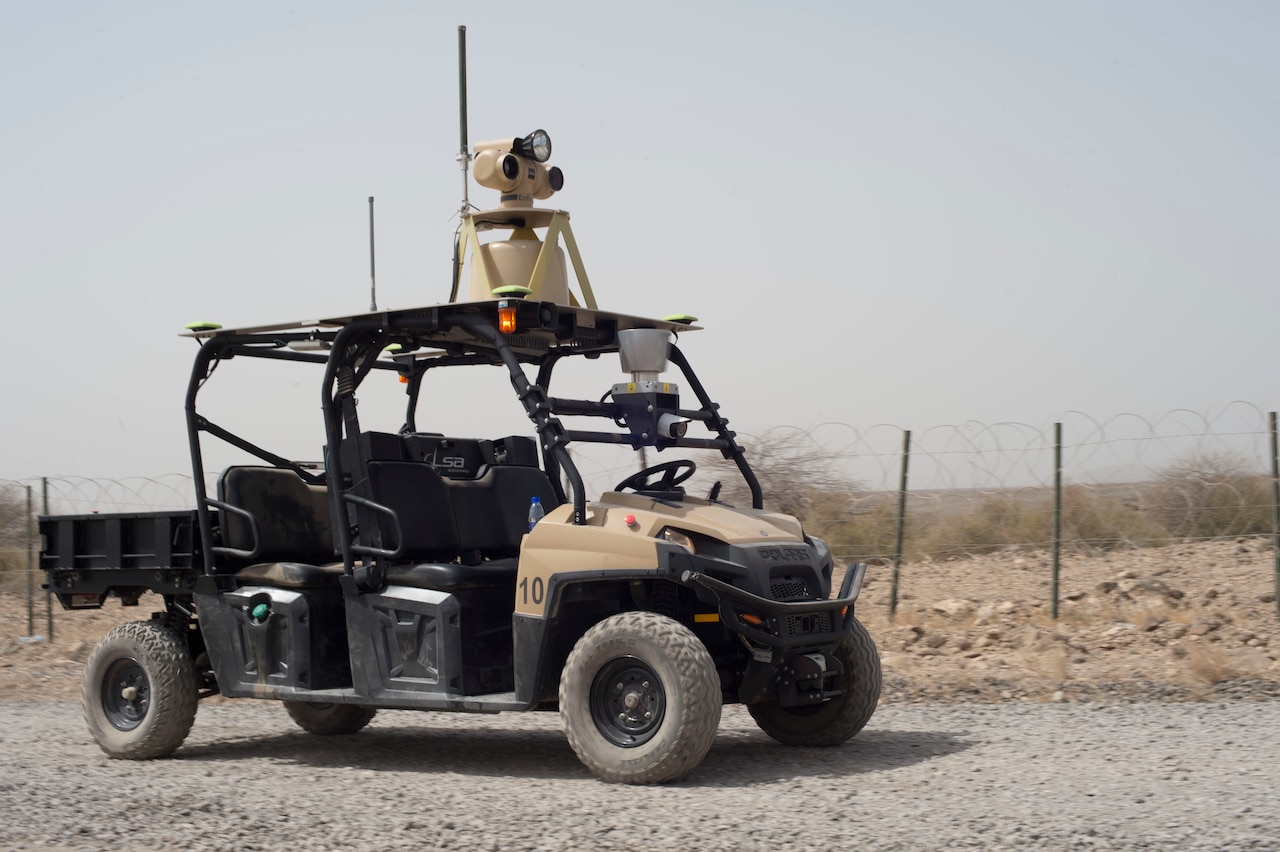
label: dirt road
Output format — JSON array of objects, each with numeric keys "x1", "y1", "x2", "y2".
[{"x1": 1, "y1": 699, "x2": 1275, "y2": 851}]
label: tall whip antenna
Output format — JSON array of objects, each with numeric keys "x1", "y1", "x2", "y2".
[
  {"x1": 451, "y1": 24, "x2": 470, "y2": 301},
  {"x1": 457, "y1": 25, "x2": 471, "y2": 215},
  {"x1": 368, "y1": 196, "x2": 377, "y2": 311}
]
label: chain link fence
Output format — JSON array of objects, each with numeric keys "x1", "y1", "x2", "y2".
[{"x1": 4, "y1": 403, "x2": 1278, "y2": 635}]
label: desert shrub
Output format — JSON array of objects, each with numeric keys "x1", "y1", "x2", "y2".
[
  {"x1": 1152, "y1": 452, "x2": 1273, "y2": 539},
  {"x1": 816, "y1": 498, "x2": 905, "y2": 563},
  {"x1": 704, "y1": 427, "x2": 863, "y2": 524},
  {"x1": 911, "y1": 492, "x2": 1053, "y2": 559},
  {"x1": 0, "y1": 485, "x2": 29, "y2": 544},
  {"x1": 700, "y1": 434, "x2": 1275, "y2": 559},
  {"x1": 1058, "y1": 485, "x2": 1170, "y2": 550},
  {"x1": 1185, "y1": 643, "x2": 1235, "y2": 685},
  {"x1": 0, "y1": 547, "x2": 30, "y2": 593},
  {"x1": 0, "y1": 485, "x2": 34, "y2": 593}
]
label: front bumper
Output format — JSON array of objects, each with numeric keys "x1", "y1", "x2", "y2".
[
  {"x1": 680, "y1": 562, "x2": 866, "y2": 656},
  {"x1": 679, "y1": 562, "x2": 868, "y2": 707}
]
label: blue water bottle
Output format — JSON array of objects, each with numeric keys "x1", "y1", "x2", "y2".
[{"x1": 527, "y1": 495, "x2": 545, "y2": 532}]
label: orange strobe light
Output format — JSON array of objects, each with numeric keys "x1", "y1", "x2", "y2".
[{"x1": 498, "y1": 302, "x2": 518, "y2": 334}]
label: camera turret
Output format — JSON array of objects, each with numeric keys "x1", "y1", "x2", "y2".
[
  {"x1": 454, "y1": 128, "x2": 595, "y2": 307},
  {"x1": 471, "y1": 130, "x2": 565, "y2": 207}
]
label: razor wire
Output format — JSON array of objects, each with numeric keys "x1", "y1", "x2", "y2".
[{"x1": 2, "y1": 403, "x2": 1277, "y2": 623}]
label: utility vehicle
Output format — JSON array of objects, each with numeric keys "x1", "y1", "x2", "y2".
[{"x1": 40, "y1": 116, "x2": 880, "y2": 783}]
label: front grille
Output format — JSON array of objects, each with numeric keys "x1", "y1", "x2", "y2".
[
  {"x1": 784, "y1": 612, "x2": 832, "y2": 637},
  {"x1": 771, "y1": 580, "x2": 808, "y2": 600}
]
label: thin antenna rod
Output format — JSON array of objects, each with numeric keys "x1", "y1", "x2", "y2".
[
  {"x1": 368, "y1": 196, "x2": 377, "y2": 311},
  {"x1": 457, "y1": 25, "x2": 470, "y2": 215},
  {"x1": 450, "y1": 24, "x2": 470, "y2": 302}
]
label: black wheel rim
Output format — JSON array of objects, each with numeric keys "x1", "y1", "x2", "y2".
[
  {"x1": 589, "y1": 656, "x2": 666, "y2": 747},
  {"x1": 101, "y1": 657, "x2": 150, "y2": 731}
]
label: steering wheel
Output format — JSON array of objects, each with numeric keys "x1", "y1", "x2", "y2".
[{"x1": 615, "y1": 460, "x2": 697, "y2": 495}]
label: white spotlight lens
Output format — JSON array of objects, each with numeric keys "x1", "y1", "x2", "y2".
[{"x1": 522, "y1": 129, "x2": 552, "y2": 163}]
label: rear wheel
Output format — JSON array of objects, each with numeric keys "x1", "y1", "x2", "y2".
[
  {"x1": 283, "y1": 701, "x2": 377, "y2": 735},
  {"x1": 82, "y1": 620, "x2": 199, "y2": 759},
  {"x1": 748, "y1": 617, "x2": 881, "y2": 747},
  {"x1": 560, "y1": 611, "x2": 721, "y2": 784}
]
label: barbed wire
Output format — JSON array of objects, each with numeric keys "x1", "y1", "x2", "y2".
[{"x1": 1, "y1": 404, "x2": 1276, "y2": 566}]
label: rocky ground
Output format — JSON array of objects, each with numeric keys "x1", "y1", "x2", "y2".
[
  {"x1": 2, "y1": 537, "x2": 1278, "y2": 704},
  {"x1": 854, "y1": 536, "x2": 1280, "y2": 704}
]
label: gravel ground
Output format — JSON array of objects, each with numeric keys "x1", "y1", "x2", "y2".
[{"x1": 1, "y1": 699, "x2": 1277, "y2": 851}]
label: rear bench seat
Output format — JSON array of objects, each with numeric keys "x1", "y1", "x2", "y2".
[
  {"x1": 215, "y1": 466, "x2": 344, "y2": 589},
  {"x1": 217, "y1": 434, "x2": 560, "y2": 593}
]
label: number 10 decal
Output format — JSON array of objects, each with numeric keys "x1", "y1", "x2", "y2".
[{"x1": 519, "y1": 575, "x2": 545, "y2": 606}]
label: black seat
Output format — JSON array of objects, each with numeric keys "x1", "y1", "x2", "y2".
[
  {"x1": 363, "y1": 460, "x2": 460, "y2": 561},
  {"x1": 217, "y1": 466, "x2": 334, "y2": 563},
  {"x1": 216, "y1": 466, "x2": 339, "y2": 588},
  {"x1": 448, "y1": 466, "x2": 560, "y2": 559}
]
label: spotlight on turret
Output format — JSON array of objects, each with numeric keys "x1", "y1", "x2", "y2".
[{"x1": 515, "y1": 129, "x2": 552, "y2": 163}]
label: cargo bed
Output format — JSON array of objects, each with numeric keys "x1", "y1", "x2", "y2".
[{"x1": 40, "y1": 511, "x2": 203, "y2": 609}]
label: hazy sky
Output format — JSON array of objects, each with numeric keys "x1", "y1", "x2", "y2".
[{"x1": 2, "y1": 1, "x2": 1277, "y2": 481}]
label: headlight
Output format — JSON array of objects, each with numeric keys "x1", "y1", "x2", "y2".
[{"x1": 659, "y1": 528, "x2": 696, "y2": 553}]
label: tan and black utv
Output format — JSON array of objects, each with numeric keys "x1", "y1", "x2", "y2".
[{"x1": 40, "y1": 128, "x2": 880, "y2": 784}]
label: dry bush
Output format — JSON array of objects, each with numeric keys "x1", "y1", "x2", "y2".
[
  {"x1": 0, "y1": 485, "x2": 31, "y2": 547},
  {"x1": 814, "y1": 498, "x2": 904, "y2": 564},
  {"x1": 1184, "y1": 642, "x2": 1236, "y2": 685},
  {"x1": 911, "y1": 492, "x2": 1051, "y2": 559},
  {"x1": 1131, "y1": 601, "x2": 1177, "y2": 631},
  {"x1": 706, "y1": 436, "x2": 1275, "y2": 564},
  {"x1": 1058, "y1": 485, "x2": 1170, "y2": 551},
  {"x1": 1052, "y1": 597, "x2": 1128, "y2": 628},
  {"x1": 1018, "y1": 642, "x2": 1069, "y2": 682},
  {"x1": 0, "y1": 547, "x2": 34, "y2": 594},
  {"x1": 0, "y1": 486, "x2": 35, "y2": 595},
  {"x1": 704, "y1": 427, "x2": 863, "y2": 523},
  {"x1": 1152, "y1": 452, "x2": 1272, "y2": 539},
  {"x1": 900, "y1": 485, "x2": 1167, "y2": 561}
]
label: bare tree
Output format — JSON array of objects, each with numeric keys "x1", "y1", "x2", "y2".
[
  {"x1": 703, "y1": 427, "x2": 862, "y2": 521},
  {"x1": 0, "y1": 484, "x2": 31, "y2": 546},
  {"x1": 1153, "y1": 451, "x2": 1271, "y2": 539}
]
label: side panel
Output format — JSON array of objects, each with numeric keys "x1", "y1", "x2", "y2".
[
  {"x1": 515, "y1": 517, "x2": 661, "y2": 617},
  {"x1": 344, "y1": 586, "x2": 465, "y2": 701},
  {"x1": 195, "y1": 587, "x2": 351, "y2": 697}
]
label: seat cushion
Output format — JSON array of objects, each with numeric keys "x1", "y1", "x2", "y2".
[
  {"x1": 385, "y1": 559, "x2": 519, "y2": 591},
  {"x1": 236, "y1": 561, "x2": 346, "y2": 589}
]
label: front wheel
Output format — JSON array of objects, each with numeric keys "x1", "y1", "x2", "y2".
[
  {"x1": 82, "y1": 620, "x2": 199, "y2": 759},
  {"x1": 560, "y1": 611, "x2": 721, "y2": 784},
  {"x1": 748, "y1": 617, "x2": 882, "y2": 747},
  {"x1": 283, "y1": 701, "x2": 377, "y2": 735}
]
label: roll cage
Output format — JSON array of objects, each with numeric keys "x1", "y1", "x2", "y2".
[{"x1": 183, "y1": 298, "x2": 763, "y2": 584}]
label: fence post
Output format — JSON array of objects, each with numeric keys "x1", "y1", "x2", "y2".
[
  {"x1": 1270, "y1": 412, "x2": 1279, "y2": 621},
  {"x1": 42, "y1": 477, "x2": 52, "y2": 642},
  {"x1": 26, "y1": 485, "x2": 34, "y2": 638},
  {"x1": 888, "y1": 429, "x2": 911, "y2": 623},
  {"x1": 1051, "y1": 422, "x2": 1062, "y2": 621}
]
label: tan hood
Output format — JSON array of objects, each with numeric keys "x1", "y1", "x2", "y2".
[{"x1": 585, "y1": 491, "x2": 804, "y2": 544}]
